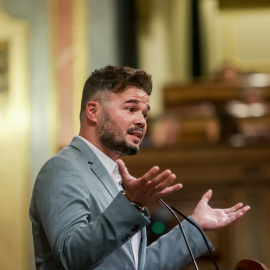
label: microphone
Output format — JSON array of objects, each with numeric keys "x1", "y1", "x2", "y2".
[
  {"x1": 170, "y1": 206, "x2": 219, "y2": 270},
  {"x1": 159, "y1": 199, "x2": 199, "y2": 270}
]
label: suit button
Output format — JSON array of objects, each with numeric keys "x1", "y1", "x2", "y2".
[
  {"x1": 132, "y1": 224, "x2": 141, "y2": 232},
  {"x1": 121, "y1": 234, "x2": 131, "y2": 242}
]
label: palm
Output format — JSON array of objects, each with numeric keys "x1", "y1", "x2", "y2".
[{"x1": 192, "y1": 190, "x2": 250, "y2": 231}]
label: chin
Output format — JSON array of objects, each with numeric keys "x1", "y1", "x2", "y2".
[
  {"x1": 121, "y1": 145, "x2": 140, "y2": 156},
  {"x1": 131, "y1": 145, "x2": 140, "y2": 155}
]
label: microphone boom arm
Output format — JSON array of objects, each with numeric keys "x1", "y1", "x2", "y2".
[
  {"x1": 171, "y1": 206, "x2": 219, "y2": 270},
  {"x1": 159, "y1": 199, "x2": 199, "y2": 270}
]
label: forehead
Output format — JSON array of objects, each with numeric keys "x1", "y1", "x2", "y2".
[{"x1": 110, "y1": 87, "x2": 150, "y2": 105}]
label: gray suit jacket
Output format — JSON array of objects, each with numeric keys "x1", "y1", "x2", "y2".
[{"x1": 29, "y1": 136, "x2": 213, "y2": 270}]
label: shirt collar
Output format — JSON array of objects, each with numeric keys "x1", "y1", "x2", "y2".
[{"x1": 76, "y1": 136, "x2": 122, "y2": 189}]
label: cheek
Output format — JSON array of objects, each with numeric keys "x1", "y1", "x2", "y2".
[
  {"x1": 117, "y1": 112, "x2": 132, "y2": 124},
  {"x1": 141, "y1": 125, "x2": 147, "y2": 138}
]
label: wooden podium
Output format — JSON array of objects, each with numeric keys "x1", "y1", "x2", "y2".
[{"x1": 235, "y1": 259, "x2": 270, "y2": 270}]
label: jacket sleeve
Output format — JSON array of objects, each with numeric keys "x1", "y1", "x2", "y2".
[
  {"x1": 144, "y1": 217, "x2": 214, "y2": 270},
  {"x1": 31, "y1": 156, "x2": 150, "y2": 270}
]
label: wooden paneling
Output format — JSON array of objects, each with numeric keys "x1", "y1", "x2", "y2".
[
  {"x1": 164, "y1": 80, "x2": 270, "y2": 106},
  {"x1": 122, "y1": 145, "x2": 270, "y2": 269}
]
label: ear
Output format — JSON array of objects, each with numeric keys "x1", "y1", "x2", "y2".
[{"x1": 85, "y1": 101, "x2": 99, "y2": 123}]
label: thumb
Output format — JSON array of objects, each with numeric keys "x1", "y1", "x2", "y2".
[
  {"x1": 200, "y1": 189, "x2": 213, "y2": 204},
  {"x1": 116, "y1": 159, "x2": 132, "y2": 182}
]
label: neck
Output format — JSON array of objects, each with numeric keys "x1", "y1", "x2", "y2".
[{"x1": 79, "y1": 131, "x2": 120, "y2": 162}]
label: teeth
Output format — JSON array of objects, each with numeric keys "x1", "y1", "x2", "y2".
[
  {"x1": 131, "y1": 133, "x2": 140, "y2": 139},
  {"x1": 128, "y1": 130, "x2": 142, "y2": 139}
]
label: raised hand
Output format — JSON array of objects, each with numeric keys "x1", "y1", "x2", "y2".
[
  {"x1": 116, "y1": 159, "x2": 183, "y2": 207},
  {"x1": 191, "y1": 189, "x2": 250, "y2": 231}
]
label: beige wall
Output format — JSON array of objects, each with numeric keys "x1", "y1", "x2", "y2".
[
  {"x1": 138, "y1": 0, "x2": 270, "y2": 115},
  {"x1": 137, "y1": 0, "x2": 191, "y2": 116},
  {"x1": 201, "y1": 0, "x2": 270, "y2": 75},
  {"x1": 0, "y1": 7, "x2": 30, "y2": 270}
]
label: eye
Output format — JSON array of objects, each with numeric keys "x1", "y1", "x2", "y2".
[
  {"x1": 127, "y1": 107, "x2": 134, "y2": 112},
  {"x1": 143, "y1": 113, "x2": 148, "y2": 119}
]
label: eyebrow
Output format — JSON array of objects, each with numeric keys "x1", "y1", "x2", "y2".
[{"x1": 125, "y1": 99, "x2": 150, "y2": 111}]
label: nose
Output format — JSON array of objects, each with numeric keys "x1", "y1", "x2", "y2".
[{"x1": 134, "y1": 112, "x2": 146, "y2": 128}]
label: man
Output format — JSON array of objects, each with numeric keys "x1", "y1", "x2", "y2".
[{"x1": 29, "y1": 65, "x2": 250, "y2": 270}]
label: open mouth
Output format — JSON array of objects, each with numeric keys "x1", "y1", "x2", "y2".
[{"x1": 128, "y1": 129, "x2": 144, "y2": 142}]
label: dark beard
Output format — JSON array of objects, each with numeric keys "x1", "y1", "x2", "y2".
[{"x1": 97, "y1": 109, "x2": 140, "y2": 156}]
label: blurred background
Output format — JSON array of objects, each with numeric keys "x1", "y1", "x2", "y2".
[{"x1": 1, "y1": 0, "x2": 270, "y2": 269}]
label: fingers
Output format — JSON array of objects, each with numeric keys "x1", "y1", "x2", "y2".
[
  {"x1": 241, "y1": 205, "x2": 251, "y2": 214},
  {"x1": 227, "y1": 205, "x2": 251, "y2": 223},
  {"x1": 137, "y1": 166, "x2": 177, "y2": 188},
  {"x1": 229, "y1": 205, "x2": 251, "y2": 218},
  {"x1": 117, "y1": 159, "x2": 182, "y2": 205},
  {"x1": 225, "y1": 202, "x2": 243, "y2": 213},
  {"x1": 158, "y1": 183, "x2": 183, "y2": 197},
  {"x1": 151, "y1": 170, "x2": 176, "y2": 191},
  {"x1": 144, "y1": 169, "x2": 183, "y2": 198},
  {"x1": 143, "y1": 168, "x2": 181, "y2": 193},
  {"x1": 224, "y1": 203, "x2": 250, "y2": 214},
  {"x1": 220, "y1": 205, "x2": 251, "y2": 228},
  {"x1": 143, "y1": 166, "x2": 161, "y2": 181}
]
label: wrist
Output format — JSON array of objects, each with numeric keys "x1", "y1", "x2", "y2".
[
  {"x1": 130, "y1": 202, "x2": 145, "y2": 213},
  {"x1": 121, "y1": 191, "x2": 145, "y2": 213}
]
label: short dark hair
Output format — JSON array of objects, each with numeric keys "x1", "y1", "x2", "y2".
[{"x1": 79, "y1": 65, "x2": 152, "y2": 124}]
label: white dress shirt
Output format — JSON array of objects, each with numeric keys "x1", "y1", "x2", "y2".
[{"x1": 77, "y1": 136, "x2": 141, "y2": 269}]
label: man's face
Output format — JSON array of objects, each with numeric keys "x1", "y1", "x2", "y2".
[{"x1": 96, "y1": 87, "x2": 150, "y2": 156}]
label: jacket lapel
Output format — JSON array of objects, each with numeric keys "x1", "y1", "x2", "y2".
[
  {"x1": 90, "y1": 160, "x2": 119, "y2": 199},
  {"x1": 69, "y1": 136, "x2": 119, "y2": 199}
]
